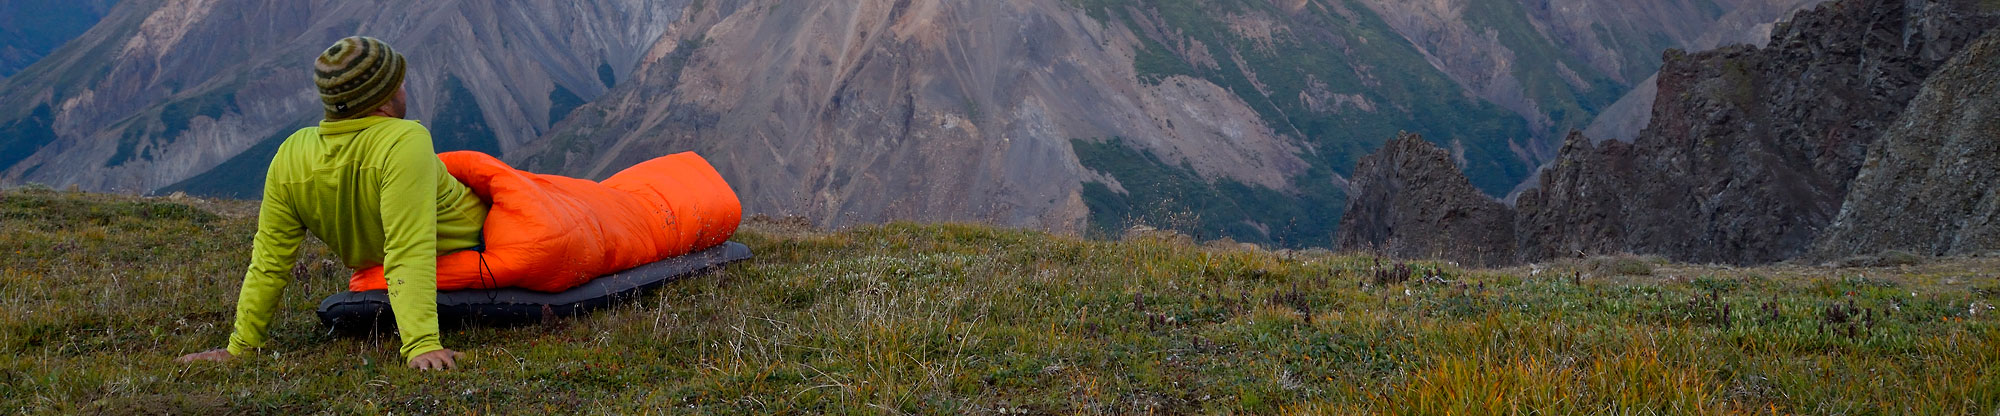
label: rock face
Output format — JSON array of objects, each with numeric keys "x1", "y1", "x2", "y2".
[
  {"x1": 1513, "y1": 0, "x2": 1997, "y2": 264},
  {"x1": 1811, "y1": 30, "x2": 2000, "y2": 259},
  {"x1": 1361, "y1": 0, "x2": 1827, "y2": 152},
  {"x1": 1337, "y1": 133, "x2": 1515, "y2": 267},
  {"x1": 1513, "y1": 131, "x2": 1636, "y2": 260},
  {"x1": 511, "y1": 0, "x2": 1319, "y2": 232},
  {"x1": 1354, "y1": 0, "x2": 1998, "y2": 265},
  {"x1": 1581, "y1": 0, "x2": 1834, "y2": 142}
]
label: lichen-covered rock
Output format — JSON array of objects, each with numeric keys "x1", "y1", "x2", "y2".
[
  {"x1": 1812, "y1": 30, "x2": 2000, "y2": 259},
  {"x1": 1337, "y1": 132, "x2": 1516, "y2": 266}
]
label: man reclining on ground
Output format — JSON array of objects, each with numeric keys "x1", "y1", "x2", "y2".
[
  {"x1": 179, "y1": 36, "x2": 740, "y2": 370},
  {"x1": 176, "y1": 37, "x2": 478, "y2": 370}
]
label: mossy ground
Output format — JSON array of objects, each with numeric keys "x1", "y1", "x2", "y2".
[{"x1": 3, "y1": 188, "x2": 1996, "y2": 414}]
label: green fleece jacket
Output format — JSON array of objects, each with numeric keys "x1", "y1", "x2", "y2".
[{"x1": 226, "y1": 116, "x2": 488, "y2": 361}]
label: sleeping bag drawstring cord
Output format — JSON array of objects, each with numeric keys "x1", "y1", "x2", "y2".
[{"x1": 475, "y1": 243, "x2": 498, "y2": 303}]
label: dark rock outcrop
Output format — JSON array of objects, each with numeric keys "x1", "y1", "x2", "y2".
[
  {"x1": 1352, "y1": 0, "x2": 1998, "y2": 265},
  {"x1": 1513, "y1": 0, "x2": 1997, "y2": 264},
  {"x1": 1513, "y1": 131, "x2": 1636, "y2": 260},
  {"x1": 1337, "y1": 133, "x2": 1516, "y2": 267},
  {"x1": 1811, "y1": 30, "x2": 2000, "y2": 259}
]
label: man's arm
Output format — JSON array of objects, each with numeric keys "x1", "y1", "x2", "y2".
[
  {"x1": 379, "y1": 125, "x2": 446, "y2": 362},
  {"x1": 224, "y1": 161, "x2": 306, "y2": 356}
]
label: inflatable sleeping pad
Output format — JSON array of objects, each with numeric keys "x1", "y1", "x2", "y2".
[{"x1": 317, "y1": 242, "x2": 751, "y2": 332}]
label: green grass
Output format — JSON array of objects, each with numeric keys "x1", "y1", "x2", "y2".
[{"x1": 3, "y1": 188, "x2": 1997, "y2": 414}]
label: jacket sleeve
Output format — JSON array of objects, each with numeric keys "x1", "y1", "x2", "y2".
[
  {"x1": 379, "y1": 125, "x2": 446, "y2": 361},
  {"x1": 226, "y1": 154, "x2": 306, "y2": 356}
]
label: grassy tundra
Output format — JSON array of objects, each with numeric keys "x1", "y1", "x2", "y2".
[{"x1": 2, "y1": 186, "x2": 1996, "y2": 414}]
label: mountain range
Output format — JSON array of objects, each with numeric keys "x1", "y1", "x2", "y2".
[{"x1": 0, "y1": 0, "x2": 1825, "y2": 248}]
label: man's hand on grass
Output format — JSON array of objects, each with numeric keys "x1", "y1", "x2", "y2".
[
  {"x1": 177, "y1": 348, "x2": 233, "y2": 363},
  {"x1": 409, "y1": 349, "x2": 463, "y2": 371}
]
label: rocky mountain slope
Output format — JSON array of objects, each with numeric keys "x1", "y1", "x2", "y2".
[
  {"x1": 0, "y1": 0, "x2": 1828, "y2": 247},
  {"x1": 1519, "y1": 0, "x2": 1997, "y2": 264},
  {"x1": 518, "y1": 0, "x2": 1828, "y2": 245},
  {"x1": 1512, "y1": 132, "x2": 1638, "y2": 261},
  {"x1": 1811, "y1": 30, "x2": 2000, "y2": 259},
  {"x1": 0, "y1": 0, "x2": 688, "y2": 195},
  {"x1": 511, "y1": 0, "x2": 1308, "y2": 236},
  {"x1": 1335, "y1": 132, "x2": 1514, "y2": 266},
  {"x1": 1342, "y1": 0, "x2": 2000, "y2": 266},
  {"x1": 1580, "y1": 0, "x2": 1832, "y2": 143}
]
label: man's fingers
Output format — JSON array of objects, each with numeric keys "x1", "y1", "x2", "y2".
[
  {"x1": 411, "y1": 357, "x2": 450, "y2": 370},
  {"x1": 407, "y1": 350, "x2": 461, "y2": 371},
  {"x1": 177, "y1": 349, "x2": 230, "y2": 363}
]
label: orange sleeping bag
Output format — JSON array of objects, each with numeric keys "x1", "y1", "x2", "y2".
[{"x1": 348, "y1": 151, "x2": 742, "y2": 293}]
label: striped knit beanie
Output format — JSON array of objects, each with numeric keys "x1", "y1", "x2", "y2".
[{"x1": 314, "y1": 36, "x2": 406, "y2": 120}]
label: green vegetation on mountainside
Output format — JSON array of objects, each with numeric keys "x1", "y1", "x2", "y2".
[
  {"x1": 1457, "y1": 0, "x2": 1629, "y2": 129},
  {"x1": 596, "y1": 62, "x2": 618, "y2": 88},
  {"x1": 4, "y1": 189, "x2": 1997, "y2": 414},
  {"x1": 1057, "y1": 0, "x2": 1716, "y2": 246},
  {"x1": 158, "y1": 90, "x2": 238, "y2": 143},
  {"x1": 1072, "y1": 138, "x2": 1344, "y2": 248},
  {"x1": 104, "y1": 88, "x2": 242, "y2": 168},
  {"x1": 157, "y1": 126, "x2": 302, "y2": 199},
  {"x1": 0, "y1": 0, "x2": 134, "y2": 122},
  {"x1": 0, "y1": 104, "x2": 57, "y2": 172},
  {"x1": 548, "y1": 85, "x2": 586, "y2": 127},
  {"x1": 430, "y1": 76, "x2": 504, "y2": 156},
  {"x1": 1066, "y1": 0, "x2": 1539, "y2": 195},
  {"x1": 0, "y1": 0, "x2": 118, "y2": 78}
]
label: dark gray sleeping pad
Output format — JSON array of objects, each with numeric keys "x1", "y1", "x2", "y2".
[{"x1": 316, "y1": 241, "x2": 752, "y2": 334}]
